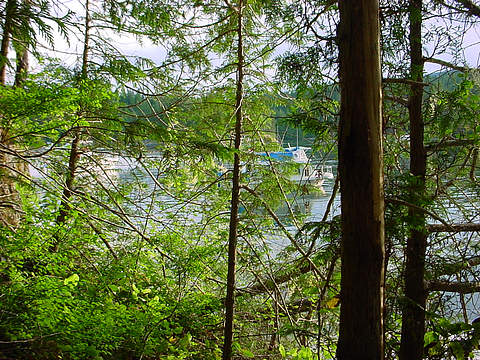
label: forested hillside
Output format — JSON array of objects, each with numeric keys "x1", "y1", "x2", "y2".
[{"x1": 0, "y1": 1, "x2": 479, "y2": 360}]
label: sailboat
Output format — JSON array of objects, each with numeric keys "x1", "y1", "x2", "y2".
[{"x1": 256, "y1": 146, "x2": 334, "y2": 187}]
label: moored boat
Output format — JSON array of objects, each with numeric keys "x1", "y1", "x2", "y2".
[{"x1": 257, "y1": 147, "x2": 334, "y2": 187}]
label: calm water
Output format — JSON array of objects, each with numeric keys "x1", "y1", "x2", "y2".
[{"x1": 29, "y1": 154, "x2": 480, "y2": 325}]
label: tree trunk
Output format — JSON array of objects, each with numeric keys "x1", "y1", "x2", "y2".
[
  {"x1": 54, "y1": 0, "x2": 90, "y2": 241},
  {"x1": 0, "y1": 0, "x2": 26, "y2": 229},
  {"x1": 400, "y1": 1, "x2": 427, "y2": 359},
  {"x1": 222, "y1": 1, "x2": 244, "y2": 359},
  {"x1": 336, "y1": 1, "x2": 385, "y2": 359},
  {"x1": 55, "y1": 133, "x2": 81, "y2": 226},
  {"x1": 0, "y1": 0, "x2": 15, "y2": 85},
  {"x1": 14, "y1": 46, "x2": 29, "y2": 87}
]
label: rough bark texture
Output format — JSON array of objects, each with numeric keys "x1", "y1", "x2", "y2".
[
  {"x1": 400, "y1": 1, "x2": 428, "y2": 360},
  {"x1": 336, "y1": 1, "x2": 385, "y2": 359},
  {"x1": 222, "y1": 1, "x2": 244, "y2": 359}
]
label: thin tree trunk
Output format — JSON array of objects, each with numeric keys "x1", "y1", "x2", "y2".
[
  {"x1": 336, "y1": 1, "x2": 385, "y2": 359},
  {"x1": 13, "y1": 0, "x2": 30, "y2": 87},
  {"x1": 0, "y1": 0, "x2": 27, "y2": 228},
  {"x1": 54, "y1": 0, "x2": 90, "y2": 238},
  {"x1": 222, "y1": 1, "x2": 244, "y2": 359},
  {"x1": 0, "y1": 0, "x2": 15, "y2": 85},
  {"x1": 470, "y1": 147, "x2": 478, "y2": 182},
  {"x1": 399, "y1": 1, "x2": 427, "y2": 359},
  {"x1": 14, "y1": 47, "x2": 28, "y2": 87},
  {"x1": 55, "y1": 133, "x2": 81, "y2": 226}
]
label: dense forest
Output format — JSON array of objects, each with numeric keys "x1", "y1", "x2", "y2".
[{"x1": 0, "y1": 0, "x2": 479, "y2": 359}]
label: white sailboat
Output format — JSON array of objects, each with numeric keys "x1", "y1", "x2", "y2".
[{"x1": 256, "y1": 147, "x2": 334, "y2": 187}]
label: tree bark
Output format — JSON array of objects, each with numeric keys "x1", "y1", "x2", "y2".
[
  {"x1": 0, "y1": 0, "x2": 27, "y2": 229},
  {"x1": 222, "y1": 1, "x2": 244, "y2": 359},
  {"x1": 427, "y1": 223, "x2": 480, "y2": 233},
  {"x1": 0, "y1": 0, "x2": 15, "y2": 85},
  {"x1": 53, "y1": 0, "x2": 90, "y2": 244},
  {"x1": 14, "y1": 47, "x2": 28, "y2": 87},
  {"x1": 426, "y1": 280, "x2": 480, "y2": 294},
  {"x1": 55, "y1": 133, "x2": 81, "y2": 226},
  {"x1": 400, "y1": 1, "x2": 428, "y2": 360},
  {"x1": 13, "y1": 0, "x2": 30, "y2": 87},
  {"x1": 453, "y1": 0, "x2": 480, "y2": 17},
  {"x1": 470, "y1": 147, "x2": 478, "y2": 182},
  {"x1": 336, "y1": 1, "x2": 385, "y2": 359}
]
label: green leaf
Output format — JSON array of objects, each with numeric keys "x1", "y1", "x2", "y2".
[
  {"x1": 279, "y1": 344, "x2": 286, "y2": 358},
  {"x1": 298, "y1": 347, "x2": 313, "y2": 359},
  {"x1": 63, "y1": 273, "x2": 79, "y2": 286},
  {"x1": 132, "y1": 284, "x2": 139, "y2": 295},
  {"x1": 424, "y1": 331, "x2": 437, "y2": 347},
  {"x1": 239, "y1": 347, "x2": 254, "y2": 358}
]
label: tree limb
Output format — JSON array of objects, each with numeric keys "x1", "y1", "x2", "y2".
[
  {"x1": 237, "y1": 258, "x2": 318, "y2": 295},
  {"x1": 426, "y1": 280, "x2": 480, "y2": 294},
  {"x1": 384, "y1": 94, "x2": 409, "y2": 107},
  {"x1": 429, "y1": 255, "x2": 480, "y2": 277},
  {"x1": 241, "y1": 184, "x2": 322, "y2": 278},
  {"x1": 386, "y1": 197, "x2": 453, "y2": 230},
  {"x1": 425, "y1": 138, "x2": 476, "y2": 152},
  {"x1": 423, "y1": 57, "x2": 471, "y2": 72},
  {"x1": 453, "y1": 0, "x2": 480, "y2": 17},
  {"x1": 427, "y1": 223, "x2": 480, "y2": 233},
  {"x1": 383, "y1": 78, "x2": 430, "y2": 87}
]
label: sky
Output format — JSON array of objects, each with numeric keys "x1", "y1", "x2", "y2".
[{"x1": 22, "y1": 1, "x2": 480, "y2": 80}]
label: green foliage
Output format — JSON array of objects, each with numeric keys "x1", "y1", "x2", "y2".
[
  {"x1": 278, "y1": 344, "x2": 319, "y2": 360},
  {"x1": 1, "y1": 1, "x2": 479, "y2": 359},
  {"x1": 0, "y1": 70, "x2": 121, "y2": 150},
  {"x1": 426, "y1": 74, "x2": 480, "y2": 141},
  {"x1": 422, "y1": 318, "x2": 480, "y2": 360},
  {"x1": 0, "y1": 217, "x2": 222, "y2": 360}
]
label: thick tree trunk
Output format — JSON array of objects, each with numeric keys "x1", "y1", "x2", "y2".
[
  {"x1": 399, "y1": 1, "x2": 427, "y2": 359},
  {"x1": 336, "y1": 1, "x2": 385, "y2": 359},
  {"x1": 222, "y1": 1, "x2": 244, "y2": 359}
]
